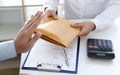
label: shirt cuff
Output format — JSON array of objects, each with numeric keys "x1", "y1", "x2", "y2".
[
  {"x1": 90, "y1": 18, "x2": 109, "y2": 31},
  {"x1": 43, "y1": 5, "x2": 57, "y2": 12},
  {"x1": 0, "y1": 40, "x2": 17, "y2": 61}
]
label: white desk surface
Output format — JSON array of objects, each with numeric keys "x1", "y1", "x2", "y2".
[{"x1": 20, "y1": 19, "x2": 120, "y2": 75}]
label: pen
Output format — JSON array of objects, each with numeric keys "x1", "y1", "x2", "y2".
[{"x1": 62, "y1": 48, "x2": 69, "y2": 66}]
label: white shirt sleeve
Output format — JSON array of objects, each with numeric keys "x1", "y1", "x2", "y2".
[
  {"x1": 43, "y1": 0, "x2": 59, "y2": 11},
  {"x1": 44, "y1": 0, "x2": 120, "y2": 31},
  {"x1": 0, "y1": 40, "x2": 17, "y2": 61},
  {"x1": 91, "y1": 0, "x2": 120, "y2": 31}
]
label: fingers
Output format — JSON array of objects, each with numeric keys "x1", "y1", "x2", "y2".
[
  {"x1": 26, "y1": 11, "x2": 40, "y2": 25},
  {"x1": 71, "y1": 23, "x2": 90, "y2": 36},
  {"x1": 26, "y1": 11, "x2": 43, "y2": 33},
  {"x1": 71, "y1": 23, "x2": 82, "y2": 27},
  {"x1": 26, "y1": 11, "x2": 43, "y2": 30},
  {"x1": 28, "y1": 13, "x2": 43, "y2": 32},
  {"x1": 30, "y1": 15, "x2": 34, "y2": 18}
]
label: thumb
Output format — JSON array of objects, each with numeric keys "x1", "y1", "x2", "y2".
[
  {"x1": 28, "y1": 32, "x2": 41, "y2": 48},
  {"x1": 31, "y1": 32, "x2": 41, "y2": 43},
  {"x1": 51, "y1": 12, "x2": 58, "y2": 19},
  {"x1": 78, "y1": 30, "x2": 86, "y2": 36}
]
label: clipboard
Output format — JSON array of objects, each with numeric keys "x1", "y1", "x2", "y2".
[{"x1": 22, "y1": 37, "x2": 80, "y2": 74}]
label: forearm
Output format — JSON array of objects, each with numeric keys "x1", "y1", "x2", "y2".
[
  {"x1": 91, "y1": 0, "x2": 120, "y2": 31},
  {"x1": 0, "y1": 40, "x2": 17, "y2": 61}
]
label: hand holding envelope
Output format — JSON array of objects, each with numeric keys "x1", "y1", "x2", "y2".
[{"x1": 36, "y1": 17, "x2": 81, "y2": 47}]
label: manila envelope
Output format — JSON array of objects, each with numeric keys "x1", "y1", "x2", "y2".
[{"x1": 36, "y1": 17, "x2": 81, "y2": 47}]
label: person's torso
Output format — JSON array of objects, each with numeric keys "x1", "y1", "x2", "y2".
[{"x1": 64, "y1": 0, "x2": 110, "y2": 19}]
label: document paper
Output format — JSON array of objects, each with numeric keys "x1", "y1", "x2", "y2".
[{"x1": 22, "y1": 37, "x2": 79, "y2": 73}]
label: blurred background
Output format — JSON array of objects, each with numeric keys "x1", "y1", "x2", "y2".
[{"x1": 0, "y1": 0, "x2": 64, "y2": 75}]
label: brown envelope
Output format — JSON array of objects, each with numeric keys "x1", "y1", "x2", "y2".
[{"x1": 36, "y1": 17, "x2": 81, "y2": 47}]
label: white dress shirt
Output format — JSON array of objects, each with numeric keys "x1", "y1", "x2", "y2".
[
  {"x1": 44, "y1": 0, "x2": 120, "y2": 31},
  {"x1": 0, "y1": 40, "x2": 17, "y2": 61}
]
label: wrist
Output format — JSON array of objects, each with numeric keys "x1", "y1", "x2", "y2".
[
  {"x1": 14, "y1": 40, "x2": 21, "y2": 54},
  {"x1": 91, "y1": 22, "x2": 96, "y2": 31}
]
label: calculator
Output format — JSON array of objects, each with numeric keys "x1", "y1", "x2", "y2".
[{"x1": 87, "y1": 38, "x2": 115, "y2": 59}]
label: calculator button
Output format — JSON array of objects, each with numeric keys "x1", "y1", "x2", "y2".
[
  {"x1": 93, "y1": 39, "x2": 99, "y2": 49},
  {"x1": 102, "y1": 40, "x2": 108, "y2": 50},
  {"x1": 89, "y1": 46, "x2": 94, "y2": 48},
  {"x1": 88, "y1": 39, "x2": 94, "y2": 48},
  {"x1": 93, "y1": 46, "x2": 99, "y2": 49},
  {"x1": 98, "y1": 40, "x2": 103, "y2": 49},
  {"x1": 107, "y1": 40, "x2": 113, "y2": 51}
]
